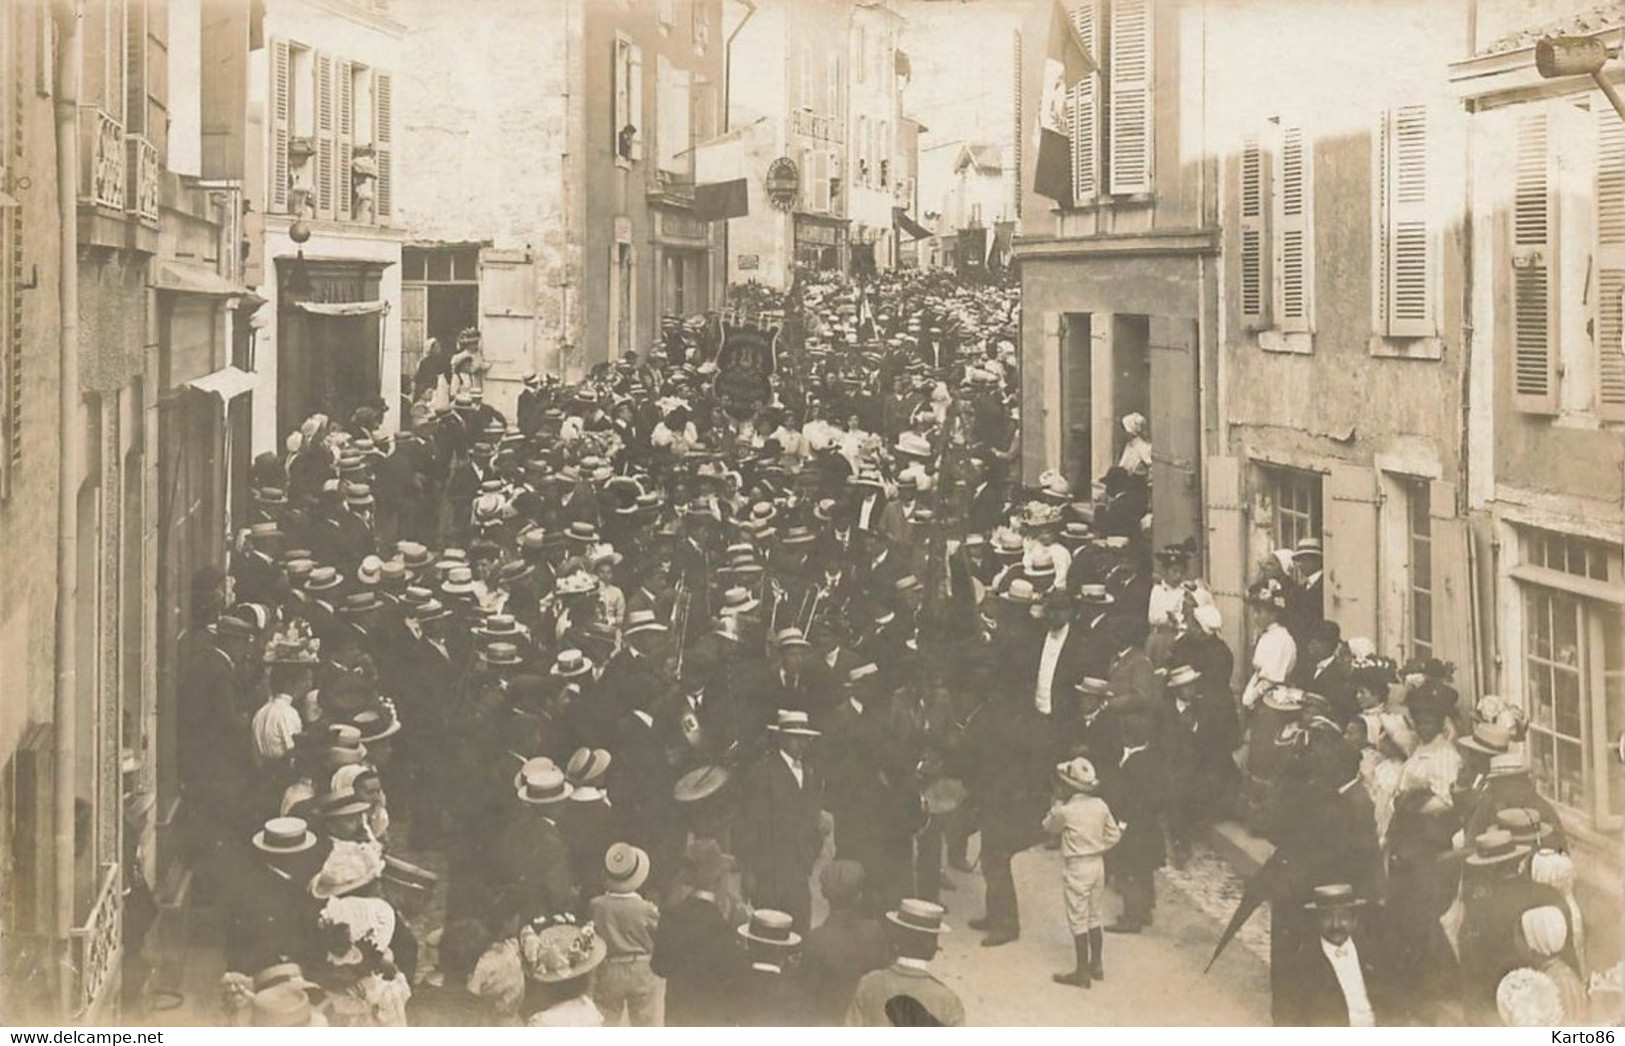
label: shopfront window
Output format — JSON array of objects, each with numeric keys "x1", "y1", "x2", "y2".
[{"x1": 1520, "y1": 526, "x2": 1625, "y2": 831}]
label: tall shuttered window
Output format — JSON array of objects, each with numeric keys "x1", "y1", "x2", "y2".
[
  {"x1": 1595, "y1": 96, "x2": 1625, "y2": 421},
  {"x1": 1239, "y1": 133, "x2": 1267, "y2": 328},
  {"x1": 1068, "y1": 1, "x2": 1098, "y2": 205},
  {"x1": 1107, "y1": 0, "x2": 1150, "y2": 195},
  {"x1": 1512, "y1": 109, "x2": 1558, "y2": 412},
  {"x1": 1376, "y1": 105, "x2": 1437, "y2": 339},
  {"x1": 1274, "y1": 124, "x2": 1312, "y2": 333},
  {"x1": 1065, "y1": 0, "x2": 1152, "y2": 205},
  {"x1": 1012, "y1": 29, "x2": 1023, "y2": 219}
]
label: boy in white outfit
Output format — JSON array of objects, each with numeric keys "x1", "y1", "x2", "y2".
[{"x1": 1042, "y1": 757, "x2": 1121, "y2": 989}]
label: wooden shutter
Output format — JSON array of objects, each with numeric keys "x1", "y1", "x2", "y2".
[
  {"x1": 1012, "y1": 29, "x2": 1023, "y2": 218},
  {"x1": 1512, "y1": 109, "x2": 1558, "y2": 411},
  {"x1": 1595, "y1": 98, "x2": 1625, "y2": 421},
  {"x1": 1383, "y1": 105, "x2": 1436, "y2": 337},
  {"x1": 1204, "y1": 456, "x2": 1247, "y2": 687},
  {"x1": 613, "y1": 39, "x2": 629, "y2": 152},
  {"x1": 400, "y1": 282, "x2": 427, "y2": 379},
  {"x1": 314, "y1": 52, "x2": 334, "y2": 219},
  {"x1": 1108, "y1": 0, "x2": 1152, "y2": 194},
  {"x1": 1323, "y1": 463, "x2": 1379, "y2": 642},
  {"x1": 1274, "y1": 124, "x2": 1312, "y2": 333},
  {"x1": 374, "y1": 70, "x2": 392, "y2": 221},
  {"x1": 1240, "y1": 132, "x2": 1268, "y2": 327},
  {"x1": 1428, "y1": 480, "x2": 1476, "y2": 697},
  {"x1": 270, "y1": 38, "x2": 289, "y2": 213},
  {"x1": 1069, "y1": 1, "x2": 1099, "y2": 205},
  {"x1": 628, "y1": 45, "x2": 644, "y2": 161},
  {"x1": 337, "y1": 61, "x2": 353, "y2": 222}
]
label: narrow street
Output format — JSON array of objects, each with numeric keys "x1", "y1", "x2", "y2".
[{"x1": 930, "y1": 845, "x2": 1269, "y2": 1026}]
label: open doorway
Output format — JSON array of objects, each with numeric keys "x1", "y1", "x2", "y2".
[{"x1": 1111, "y1": 314, "x2": 1151, "y2": 466}]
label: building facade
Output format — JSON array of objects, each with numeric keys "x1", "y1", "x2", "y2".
[
  {"x1": 1451, "y1": 1, "x2": 1625, "y2": 962},
  {"x1": 0, "y1": 0, "x2": 245, "y2": 1021},
  {"x1": 395, "y1": 0, "x2": 724, "y2": 410},
  {"x1": 722, "y1": 0, "x2": 854, "y2": 288},
  {"x1": 1015, "y1": 0, "x2": 1621, "y2": 974},
  {"x1": 847, "y1": 0, "x2": 906, "y2": 274},
  {"x1": 246, "y1": 0, "x2": 406, "y2": 451}
]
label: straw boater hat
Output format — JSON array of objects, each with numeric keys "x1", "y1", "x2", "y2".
[
  {"x1": 565, "y1": 747, "x2": 612, "y2": 790},
  {"x1": 1458, "y1": 721, "x2": 1513, "y2": 758},
  {"x1": 1073, "y1": 677, "x2": 1113, "y2": 700},
  {"x1": 768, "y1": 709, "x2": 821, "y2": 737},
  {"x1": 479, "y1": 641, "x2": 524, "y2": 667},
  {"x1": 1303, "y1": 883, "x2": 1366, "y2": 910},
  {"x1": 350, "y1": 703, "x2": 401, "y2": 743},
  {"x1": 774, "y1": 626, "x2": 811, "y2": 649},
  {"x1": 253, "y1": 816, "x2": 317, "y2": 856},
  {"x1": 718, "y1": 586, "x2": 761, "y2": 616},
  {"x1": 516, "y1": 765, "x2": 574, "y2": 805},
  {"x1": 624, "y1": 608, "x2": 670, "y2": 637},
  {"x1": 1464, "y1": 828, "x2": 1532, "y2": 868},
  {"x1": 1063, "y1": 581, "x2": 1109, "y2": 607},
  {"x1": 1166, "y1": 664, "x2": 1202, "y2": 689},
  {"x1": 672, "y1": 763, "x2": 731, "y2": 805},
  {"x1": 739, "y1": 908, "x2": 801, "y2": 949},
  {"x1": 604, "y1": 843, "x2": 651, "y2": 894},
  {"x1": 886, "y1": 898, "x2": 950, "y2": 936},
  {"x1": 999, "y1": 578, "x2": 1038, "y2": 605},
  {"x1": 551, "y1": 649, "x2": 594, "y2": 678}
]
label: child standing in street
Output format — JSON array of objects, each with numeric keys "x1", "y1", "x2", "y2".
[
  {"x1": 589, "y1": 843, "x2": 663, "y2": 1026},
  {"x1": 1042, "y1": 757, "x2": 1121, "y2": 989}
]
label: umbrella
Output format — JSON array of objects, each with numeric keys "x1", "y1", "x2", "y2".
[{"x1": 1204, "y1": 847, "x2": 1295, "y2": 974}]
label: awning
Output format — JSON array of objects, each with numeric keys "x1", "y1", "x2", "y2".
[
  {"x1": 893, "y1": 208, "x2": 931, "y2": 241},
  {"x1": 154, "y1": 261, "x2": 252, "y2": 297},
  {"x1": 293, "y1": 300, "x2": 388, "y2": 317},
  {"x1": 185, "y1": 365, "x2": 259, "y2": 403}
]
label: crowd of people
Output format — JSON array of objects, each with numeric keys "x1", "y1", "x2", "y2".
[{"x1": 168, "y1": 265, "x2": 1611, "y2": 1028}]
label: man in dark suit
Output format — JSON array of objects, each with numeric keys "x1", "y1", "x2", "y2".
[
  {"x1": 963, "y1": 458, "x2": 1006, "y2": 535},
  {"x1": 493, "y1": 765, "x2": 577, "y2": 925},
  {"x1": 1293, "y1": 620, "x2": 1357, "y2": 726},
  {"x1": 223, "y1": 817, "x2": 326, "y2": 976},
  {"x1": 1274, "y1": 884, "x2": 1395, "y2": 1026},
  {"x1": 967, "y1": 690, "x2": 1052, "y2": 946},
  {"x1": 606, "y1": 685, "x2": 679, "y2": 892},
  {"x1": 652, "y1": 841, "x2": 746, "y2": 1027},
  {"x1": 1020, "y1": 588, "x2": 1097, "y2": 725},
  {"x1": 734, "y1": 710, "x2": 826, "y2": 935},
  {"x1": 1102, "y1": 713, "x2": 1165, "y2": 933}
]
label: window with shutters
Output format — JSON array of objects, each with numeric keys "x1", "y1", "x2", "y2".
[
  {"x1": 1244, "y1": 120, "x2": 1313, "y2": 352},
  {"x1": 1012, "y1": 29, "x2": 1023, "y2": 219},
  {"x1": 1107, "y1": 0, "x2": 1151, "y2": 195},
  {"x1": 1594, "y1": 96, "x2": 1625, "y2": 422},
  {"x1": 1373, "y1": 105, "x2": 1443, "y2": 355},
  {"x1": 1239, "y1": 133, "x2": 1268, "y2": 329},
  {"x1": 656, "y1": 55, "x2": 692, "y2": 178},
  {"x1": 613, "y1": 36, "x2": 643, "y2": 164},
  {"x1": 1064, "y1": 0, "x2": 1152, "y2": 207},
  {"x1": 373, "y1": 70, "x2": 391, "y2": 223},
  {"x1": 271, "y1": 40, "x2": 318, "y2": 216},
  {"x1": 1512, "y1": 108, "x2": 1558, "y2": 412},
  {"x1": 1069, "y1": 2, "x2": 1099, "y2": 206},
  {"x1": 1274, "y1": 124, "x2": 1313, "y2": 336}
]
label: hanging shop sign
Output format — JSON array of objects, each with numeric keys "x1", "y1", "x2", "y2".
[{"x1": 765, "y1": 157, "x2": 800, "y2": 212}]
